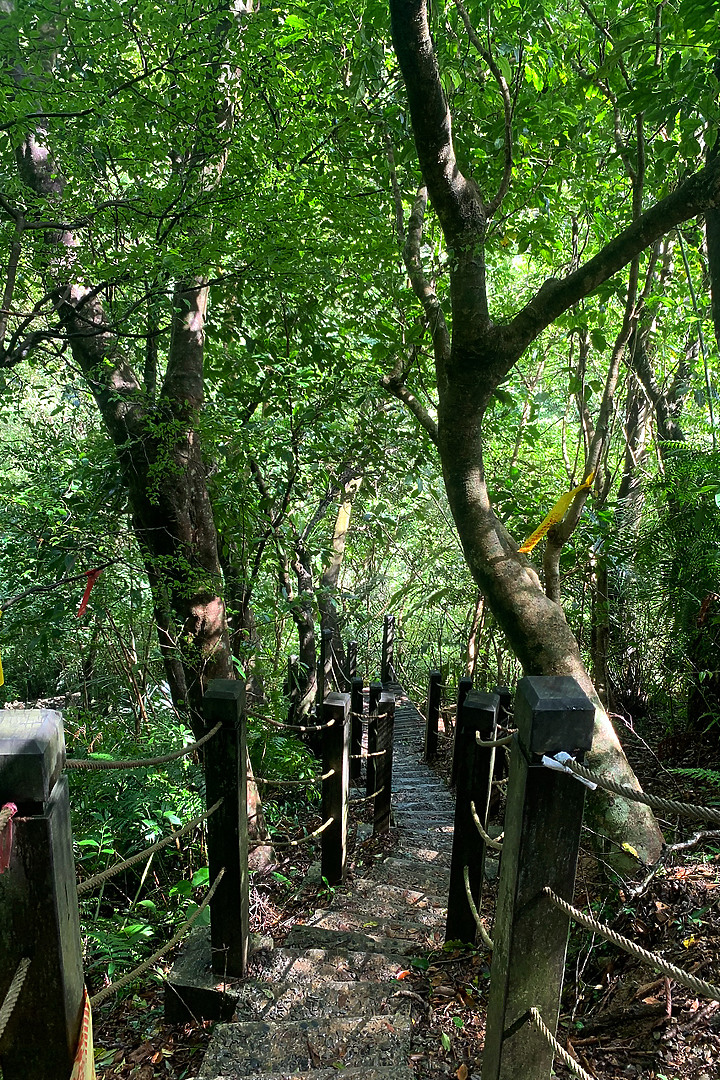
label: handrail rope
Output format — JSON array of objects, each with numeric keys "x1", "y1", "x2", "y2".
[
  {"x1": 528, "y1": 1007, "x2": 594, "y2": 1080},
  {"x1": 469, "y1": 801, "x2": 504, "y2": 850},
  {"x1": 475, "y1": 730, "x2": 516, "y2": 748},
  {"x1": 0, "y1": 958, "x2": 30, "y2": 1042},
  {"x1": 462, "y1": 865, "x2": 494, "y2": 950},
  {"x1": 562, "y1": 759, "x2": 720, "y2": 825},
  {"x1": 543, "y1": 887, "x2": 720, "y2": 1001},
  {"x1": 90, "y1": 869, "x2": 225, "y2": 1008},
  {"x1": 251, "y1": 817, "x2": 334, "y2": 851},
  {"x1": 0, "y1": 804, "x2": 15, "y2": 832},
  {"x1": 350, "y1": 749, "x2": 387, "y2": 760},
  {"x1": 254, "y1": 769, "x2": 335, "y2": 788},
  {"x1": 351, "y1": 785, "x2": 386, "y2": 804},
  {"x1": 66, "y1": 723, "x2": 222, "y2": 771},
  {"x1": 77, "y1": 801, "x2": 222, "y2": 896},
  {"x1": 250, "y1": 714, "x2": 337, "y2": 733}
]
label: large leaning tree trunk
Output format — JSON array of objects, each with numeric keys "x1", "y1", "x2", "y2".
[
  {"x1": 318, "y1": 476, "x2": 362, "y2": 690},
  {"x1": 4, "y1": 17, "x2": 269, "y2": 843},
  {"x1": 387, "y1": 0, "x2": 720, "y2": 864}
]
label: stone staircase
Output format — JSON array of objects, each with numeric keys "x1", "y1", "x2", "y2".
[{"x1": 192, "y1": 685, "x2": 458, "y2": 1080}]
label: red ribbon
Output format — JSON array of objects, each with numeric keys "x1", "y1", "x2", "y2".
[
  {"x1": 76, "y1": 568, "x2": 103, "y2": 618},
  {"x1": 0, "y1": 803, "x2": 17, "y2": 873}
]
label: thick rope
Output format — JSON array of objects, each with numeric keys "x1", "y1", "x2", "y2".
[
  {"x1": 544, "y1": 888, "x2": 720, "y2": 1001},
  {"x1": 256, "y1": 715, "x2": 336, "y2": 733},
  {"x1": 77, "y1": 801, "x2": 221, "y2": 896},
  {"x1": 528, "y1": 1008, "x2": 594, "y2": 1080},
  {"x1": 351, "y1": 785, "x2": 386, "y2": 804},
  {"x1": 469, "y1": 801, "x2": 504, "y2": 850},
  {"x1": 475, "y1": 730, "x2": 516, "y2": 748},
  {"x1": 351, "y1": 748, "x2": 387, "y2": 760},
  {"x1": 66, "y1": 723, "x2": 222, "y2": 771},
  {"x1": 252, "y1": 816, "x2": 334, "y2": 851},
  {"x1": 562, "y1": 758, "x2": 720, "y2": 825},
  {"x1": 254, "y1": 769, "x2": 334, "y2": 788},
  {"x1": 0, "y1": 958, "x2": 30, "y2": 1041},
  {"x1": 462, "y1": 865, "x2": 494, "y2": 949},
  {"x1": 91, "y1": 869, "x2": 225, "y2": 1007}
]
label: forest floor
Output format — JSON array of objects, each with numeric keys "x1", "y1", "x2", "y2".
[{"x1": 92, "y1": 709, "x2": 720, "y2": 1080}]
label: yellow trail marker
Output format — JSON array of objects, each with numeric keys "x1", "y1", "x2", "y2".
[{"x1": 518, "y1": 472, "x2": 595, "y2": 554}]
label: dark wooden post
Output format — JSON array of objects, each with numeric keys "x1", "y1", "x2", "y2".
[
  {"x1": 424, "y1": 670, "x2": 442, "y2": 762},
  {"x1": 321, "y1": 692, "x2": 350, "y2": 885},
  {"x1": 347, "y1": 640, "x2": 358, "y2": 682},
  {"x1": 373, "y1": 692, "x2": 395, "y2": 835},
  {"x1": 350, "y1": 676, "x2": 364, "y2": 781},
  {"x1": 492, "y1": 685, "x2": 513, "y2": 785},
  {"x1": 482, "y1": 677, "x2": 595, "y2": 1080},
  {"x1": 366, "y1": 681, "x2": 382, "y2": 800},
  {"x1": 446, "y1": 691, "x2": 499, "y2": 944},
  {"x1": 381, "y1": 614, "x2": 395, "y2": 684},
  {"x1": 451, "y1": 675, "x2": 474, "y2": 785},
  {"x1": 203, "y1": 680, "x2": 249, "y2": 978},
  {"x1": 0, "y1": 709, "x2": 84, "y2": 1080}
]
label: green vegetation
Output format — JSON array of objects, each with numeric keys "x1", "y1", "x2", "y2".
[{"x1": 1, "y1": 0, "x2": 719, "y2": 983}]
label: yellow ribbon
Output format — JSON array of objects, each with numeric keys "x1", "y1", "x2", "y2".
[{"x1": 518, "y1": 472, "x2": 595, "y2": 554}]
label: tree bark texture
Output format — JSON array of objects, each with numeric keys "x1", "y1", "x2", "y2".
[{"x1": 382, "y1": 0, "x2": 720, "y2": 862}]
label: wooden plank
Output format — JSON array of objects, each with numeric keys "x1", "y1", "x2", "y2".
[
  {"x1": 321, "y1": 693, "x2": 350, "y2": 885},
  {"x1": 424, "y1": 670, "x2": 441, "y2": 762},
  {"x1": 373, "y1": 692, "x2": 395, "y2": 835}
]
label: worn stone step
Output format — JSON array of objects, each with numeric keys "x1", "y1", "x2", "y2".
[
  {"x1": 284, "y1": 921, "x2": 430, "y2": 957},
  {"x1": 199, "y1": 1069, "x2": 414, "y2": 1080},
  {"x1": 299, "y1": 907, "x2": 441, "y2": 948},
  {"x1": 393, "y1": 844, "x2": 452, "y2": 868},
  {"x1": 246, "y1": 945, "x2": 409, "y2": 983},
  {"x1": 233, "y1": 977, "x2": 412, "y2": 1022},
  {"x1": 333, "y1": 878, "x2": 447, "y2": 928},
  {"x1": 198, "y1": 1015, "x2": 412, "y2": 1077},
  {"x1": 371, "y1": 856, "x2": 452, "y2": 894}
]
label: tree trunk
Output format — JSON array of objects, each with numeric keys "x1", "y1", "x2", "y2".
[{"x1": 318, "y1": 478, "x2": 362, "y2": 689}]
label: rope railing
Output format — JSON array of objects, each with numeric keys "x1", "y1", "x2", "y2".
[
  {"x1": 469, "y1": 800, "x2": 504, "y2": 850},
  {"x1": 475, "y1": 730, "x2": 516, "y2": 748},
  {"x1": 528, "y1": 1007, "x2": 594, "y2": 1080},
  {"x1": 252, "y1": 816, "x2": 334, "y2": 851},
  {"x1": 560, "y1": 757, "x2": 720, "y2": 825},
  {"x1": 253, "y1": 769, "x2": 335, "y2": 788},
  {"x1": 350, "y1": 748, "x2": 388, "y2": 761},
  {"x1": 351, "y1": 785, "x2": 386, "y2": 804},
  {"x1": 462, "y1": 864, "x2": 494, "y2": 950},
  {"x1": 77, "y1": 801, "x2": 222, "y2": 896},
  {"x1": 90, "y1": 869, "x2": 226, "y2": 1008},
  {"x1": 66, "y1": 723, "x2": 222, "y2": 771},
  {"x1": 248, "y1": 714, "x2": 337, "y2": 734},
  {"x1": 543, "y1": 887, "x2": 720, "y2": 1002},
  {"x1": 0, "y1": 958, "x2": 30, "y2": 1042}
]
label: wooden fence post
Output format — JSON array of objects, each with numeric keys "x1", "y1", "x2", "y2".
[
  {"x1": 350, "y1": 676, "x2": 364, "y2": 781},
  {"x1": 381, "y1": 614, "x2": 395, "y2": 684},
  {"x1": 446, "y1": 691, "x2": 499, "y2": 944},
  {"x1": 424, "y1": 670, "x2": 442, "y2": 762},
  {"x1": 482, "y1": 676, "x2": 595, "y2": 1080},
  {"x1": 366, "y1": 681, "x2": 382, "y2": 801},
  {"x1": 0, "y1": 709, "x2": 84, "y2": 1080},
  {"x1": 451, "y1": 675, "x2": 473, "y2": 785},
  {"x1": 321, "y1": 692, "x2": 350, "y2": 886},
  {"x1": 373, "y1": 692, "x2": 395, "y2": 835},
  {"x1": 202, "y1": 680, "x2": 249, "y2": 978},
  {"x1": 347, "y1": 640, "x2": 358, "y2": 682}
]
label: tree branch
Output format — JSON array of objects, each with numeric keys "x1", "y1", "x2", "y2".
[
  {"x1": 389, "y1": 0, "x2": 485, "y2": 248},
  {"x1": 504, "y1": 154, "x2": 720, "y2": 361}
]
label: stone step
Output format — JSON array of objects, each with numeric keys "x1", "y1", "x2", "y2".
[
  {"x1": 246, "y1": 945, "x2": 410, "y2": 983},
  {"x1": 198, "y1": 1015, "x2": 412, "y2": 1077},
  {"x1": 371, "y1": 856, "x2": 452, "y2": 894},
  {"x1": 284, "y1": 921, "x2": 431, "y2": 957},
  {"x1": 333, "y1": 878, "x2": 447, "y2": 928},
  {"x1": 200, "y1": 1069, "x2": 414, "y2": 1080},
  {"x1": 233, "y1": 977, "x2": 412, "y2": 1022},
  {"x1": 298, "y1": 907, "x2": 441, "y2": 949}
]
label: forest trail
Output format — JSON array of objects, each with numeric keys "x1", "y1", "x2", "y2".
[{"x1": 195, "y1": 685, "x2": 457, "y2": 1079}]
